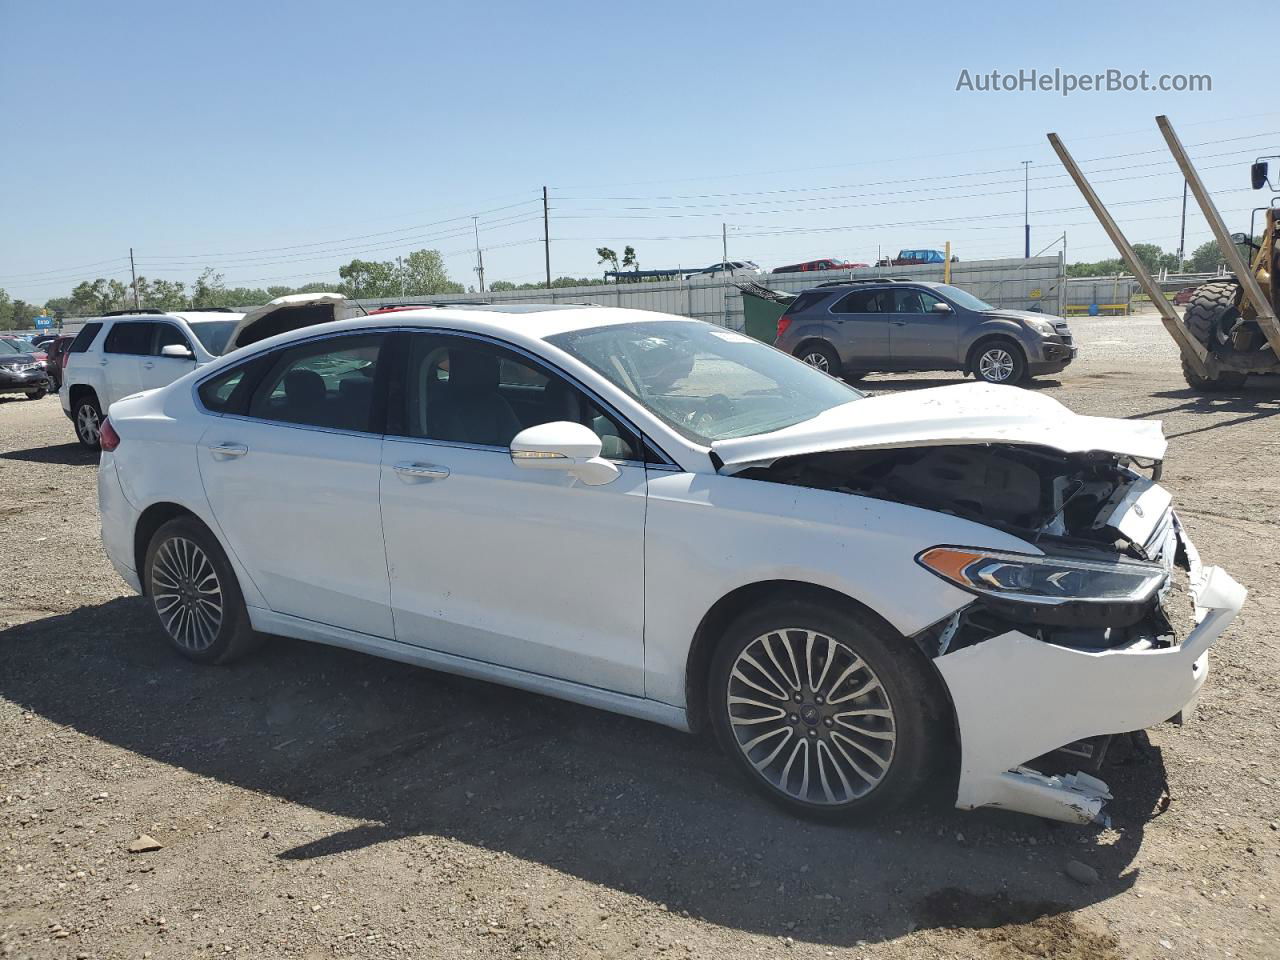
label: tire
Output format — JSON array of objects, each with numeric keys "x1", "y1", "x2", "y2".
[
  {"x1": 708, "y1": 599, "x2": 941, "y2": 821},
  {"x1": 970, "y1": 338, "x2": 1027, "y2": 385},
  {"x1": 25, "y1": 387, "x2": 47, "y2": 401},
  {"x1": 72, "y1": 393, "x2": 103, "y2": 449},
  {"x1": 795, "y1": 341, "x2": 842, "y2": 378},
  {"x1": 1180, "y1": 281, "x2": 1249, "y2": 392},
  {"x1": 143, "y1": 516, "x2": 263, "y2": 665}
]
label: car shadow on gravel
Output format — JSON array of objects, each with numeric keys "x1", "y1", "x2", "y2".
[
  {"x1": 0, "y1": 599, "x2": 1171, "y2": 949},
  {"x1": 1124, "y1": 386, "x2": 1280, "y2": 439},
  {"x1": 0, "y1": 441, "x2": 97, "y2": 466}
]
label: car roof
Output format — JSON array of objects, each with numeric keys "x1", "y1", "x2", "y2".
[
  {"x1": 211, "y1": 304, "x2": 695, "y2": 362},
  {"x1": 79, "y1": 309, "x2": 245, "y2": 326}
]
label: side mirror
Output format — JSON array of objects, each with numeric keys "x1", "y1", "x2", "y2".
[
  {"x1": 1251, "y1": 160, "x2": 1270, "y2": 191},
  {"x1": 931, "y1": 301, "x2": 953, "y2": 313},
  {"x1": 160, "y1": 343, "x2": 194, "y2": 360},
  {"x1": 510, "y1": 421, "x2": 620, "y2": 486}
]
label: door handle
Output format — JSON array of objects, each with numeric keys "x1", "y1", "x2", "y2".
[
  {"x1": 99, "y1": 359, "x2": 109, "y2": 365},
  {"x1": 394, "y1": 461, "x2": 450, "y2": 480},
  {"x1": 890, "y1": 320, "x2": 908, "y2": 326},
  {"x1": 208, "y1": 442, "x2": 249, "y2": 459},
  {"x1": 142, "y1": 361, "x2": 155, "y2": 369}
]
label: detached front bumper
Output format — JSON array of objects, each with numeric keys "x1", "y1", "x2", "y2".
[{"x1": 935, "y1": 526, "x2": 1245, "y2": 825}]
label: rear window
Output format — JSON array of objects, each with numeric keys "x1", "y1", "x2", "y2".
[
  {"x1": 786, "y1": 290, "x2": 831, "y2": 315},
  {"x1": 69, "y1": 323, "x2": 103, "y2": 353},
  {"x1": 104, "y1": 322, "x2": 153, "y2": 355}
]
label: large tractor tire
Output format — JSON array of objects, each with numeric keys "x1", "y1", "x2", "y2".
[{"x1": 1180, "y1": 281, "x2": 1248, "y2": 392}]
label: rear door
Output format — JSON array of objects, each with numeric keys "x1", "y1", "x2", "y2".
[
  {"x1": 887, "y1": 288, "x2": 960, "y2": 367},
  {"x1": 197, "y1": 332, "x2": 393, "y2": 637},
  {"x1": 138, "y1": 322, "x2": 198, "y2": 392},
  {"x1": 828, "y1": 288, "x2": 891, "y2": 369},
  {"x1": 99, "y1": 321, "x2": 151, "y2": 408}
]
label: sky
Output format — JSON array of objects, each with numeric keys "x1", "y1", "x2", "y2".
[{"x1": 2, "y1": 0, "x2": 1278, "y2": 303}]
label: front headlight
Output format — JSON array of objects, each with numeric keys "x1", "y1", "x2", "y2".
[
  {"x1": 918, "y1": 546, "x2": 1167, "y2": 607},
  {"x1": 1024, "y1": 317, "x2": 1056, "y2": 337}
]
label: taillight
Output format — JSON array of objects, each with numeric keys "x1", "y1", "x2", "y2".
[
  {"x1": 99, "y1": 418, "x2": 121, "y2": 452},
  {"x1": 776, "y1": 314, "x2": 793, "y2": 341}
]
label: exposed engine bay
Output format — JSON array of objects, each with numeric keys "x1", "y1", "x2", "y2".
[{"x1": 739, "y1": 443, "x2": 1192, "y2": 651}]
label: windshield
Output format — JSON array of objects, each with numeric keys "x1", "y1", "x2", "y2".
[
  {"x1": 933, "y1": 284, "x2": 993, "y2": 311},
  {"x1": 548, "y1": 320, "x2": 862, "y2": 444},
  {"x1": 0, "y1": 339, "x2": 25, "y2": 355},
  {"x1": 189, "y1": 320, "x2": 240, "y2": 355}
]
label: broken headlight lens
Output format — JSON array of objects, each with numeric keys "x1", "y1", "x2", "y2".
[{"x1": 917, "y1": 547, "x2": 1167, "y2": 606}]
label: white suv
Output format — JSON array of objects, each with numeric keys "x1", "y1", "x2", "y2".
[{"x1": 61, "y1": 310, "x2": 244, "y2": 449}]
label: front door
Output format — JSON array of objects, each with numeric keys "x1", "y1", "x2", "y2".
[
  {"x1": 887, "y1": 288, "x2": 960, "y2": 367},
  {"x1": 379, "y1": 332, "x2": 648, "y2": 695},
  {"x1": 197, "y1": 332, "x2": 393, "y2": 637},
  {"x1": 138, "y1": 322, "x2": 199, "y2": 392}
]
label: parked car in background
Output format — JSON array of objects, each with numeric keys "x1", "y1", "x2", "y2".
[
  {"x1": 43, "y1": 335, "x2": 74, "y2": 391},
  {"x1": 60, "y1": 294, "x2": 356, "y2": 449},
  {"x1": 97, "y1": 303, "x2": 1243, "y2": 827},
  {"x1": 0, "y1": 337, "x2": 51, "y2": 400},
  {"x1": 685, "y1": 261, "x2": 761, "y2": 279},
  {"x1": 874, "y1": 249, "x2": 956, "y2": 267},
  {"x1": 31, "y1": 333, "x2": 59, "y2": 349},
  {"x1": 772, "y1": 258, "x2": 869, "y2": 274},
  {"x1": 774, "y1": 279, "x2": 1076, "y2": 384},
  {"x1": 1172, "y1": 286, "x2": 1198, "y2": 306}
]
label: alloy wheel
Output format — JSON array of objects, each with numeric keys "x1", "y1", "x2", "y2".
[
  {"x1": 151, "y1": 536, "x2": 224, "y2": 652},
  {"x1": 801, "y1": 352, "x2": 830, "y2": 372},
  {"x1": 726, "y1": 628, "x2": 896, "y2": 805},
  {"x1": 978, "y1": 347, "x2": 1015, "y2": 382},
  {"x1": 76, "y1": 404, "x2": 100, "y2": 445}
]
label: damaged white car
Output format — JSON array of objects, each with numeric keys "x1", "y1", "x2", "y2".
[{"x1": 96, "y1": 307, "x2": 1245, "y2": 826}]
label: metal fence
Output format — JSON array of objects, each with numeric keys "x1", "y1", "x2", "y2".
[{"x1": 358, "y1": 255, "x2": 1067, "y2": 330}]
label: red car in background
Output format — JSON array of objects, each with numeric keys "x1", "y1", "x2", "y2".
[
  {"x1": 771, "y1": 258, "x2": 869, "y2": 274},
  {"x1": 43, "y1": 335, "x2": 74, "y2": 390}
]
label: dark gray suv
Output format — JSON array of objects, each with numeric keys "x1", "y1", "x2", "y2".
[{"x1": 773, "y1": 279, "x2": 1076, "y2": 384}]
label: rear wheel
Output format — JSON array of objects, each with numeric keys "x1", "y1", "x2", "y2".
[
  {"x1": 73, "y1": 394, "x2": 103, "y2": 449},
  {"x1": 1180, "y1": 281, "x2": 1250, "y2": 392},
  {"x1": 795, "y1": 341, "x2": 841, "y2": 377},
  {"x1": 144, "y1": 517, "x2": 262, "y2": 665},
  {"x1": 708, "y1": 599, "x2": 939, "y2": 820}
]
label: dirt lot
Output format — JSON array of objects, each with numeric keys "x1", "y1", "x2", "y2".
[{"x1": 2, "y1": 313, "x2": 1278, "y2": 960}]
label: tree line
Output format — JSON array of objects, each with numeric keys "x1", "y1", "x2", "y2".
[
  {"x1": 1066, "y1": 236, "x2": 1257, "y2": 278},
  {"x1": 0, "y1": 246, "x2": 612, "y2": 329}
]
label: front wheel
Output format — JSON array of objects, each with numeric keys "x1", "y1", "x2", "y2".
[
  {"x1": 709, "y1": 600, "x2": 940, "y2": 820},
  {"x1": 25, "y1": 387, "x2": 47, "y2": 401},
  {"x1": 144, "y1": 517, "x2": 262, "y2": 665},
  {"x1": 972, "y1": 339, "x2": 1027, "y2": 385}
]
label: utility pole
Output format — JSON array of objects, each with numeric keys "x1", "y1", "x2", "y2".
[
  {"x1": 1022, "y1": 161, "x2": 1032, "y2": 258},
  {"x1": 1177, "y1": 179, "x2": 1188, "y2": 273},
  {"x1": 472, "y1": 217, "x2": 485, "y2": 294},
  {"x1": 129, "y1": 247, "x2": 140, "y2": 309},
  {"x1": 542, "y1": 186, "x2": 551, "y2": 290}
]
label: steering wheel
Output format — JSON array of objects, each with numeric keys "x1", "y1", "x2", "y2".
[{"x1": 686, "y1": 393, "x2": 734, "y2": 432}]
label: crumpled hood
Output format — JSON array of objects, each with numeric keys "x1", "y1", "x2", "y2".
[{"x1": 712, "y1": 382, "x2": 1166, "y2": 470}]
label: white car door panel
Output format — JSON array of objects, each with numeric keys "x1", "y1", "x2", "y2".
[
  {"x1": 196, "y1": 332, "x2": 392, "y2": 637},
  {"x1": 138, "y1": 323, "x2": 197, "y2": 391},
  {"x1": 379, "y1": 439, "x2": 648, "y2": 694}
]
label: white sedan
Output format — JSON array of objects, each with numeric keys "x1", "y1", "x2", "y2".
[{"x1": 97, "y1": 305, "x2": 1245, "y2": 825}]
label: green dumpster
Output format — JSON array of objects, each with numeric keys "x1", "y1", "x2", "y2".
[{"x1": 735, "y1": 280, "x2": 797, "y2": 343}]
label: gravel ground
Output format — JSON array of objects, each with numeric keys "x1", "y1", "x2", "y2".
[{"x1": 1, "y1": 314, "x2": 1278, "y2": 960}]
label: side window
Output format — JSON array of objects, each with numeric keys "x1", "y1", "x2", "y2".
[
  {"x1": 891, "y1": 290, "x2": 925, "y2": 314},
  {"x1": 832, "y1": 290, "x2": 885, "y2": 314},
  {"x1": 198, "y1": 362, "x2": 254, "y2": 414},
  {"x1": 103, "y1": 321, "x2": 153, "y2": 355},
  {"x1": 152, "y1": 323, "x2": 192, "y2": 355},
  {"x1": 786, "y1": 290, "x2": 830, "y2": 314},
  {"x1": 401, "y1": 334, "x2": 640, "y2": 460},
  {"x1": 69, "y1": 323, "x2": 102, "y2": 353},
  {"x1": 247, "y1": 334, "x2": 383, "y2": 431},
  {"x1": 917, "y1": 292, "x2": 945, "y2": 314}
]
